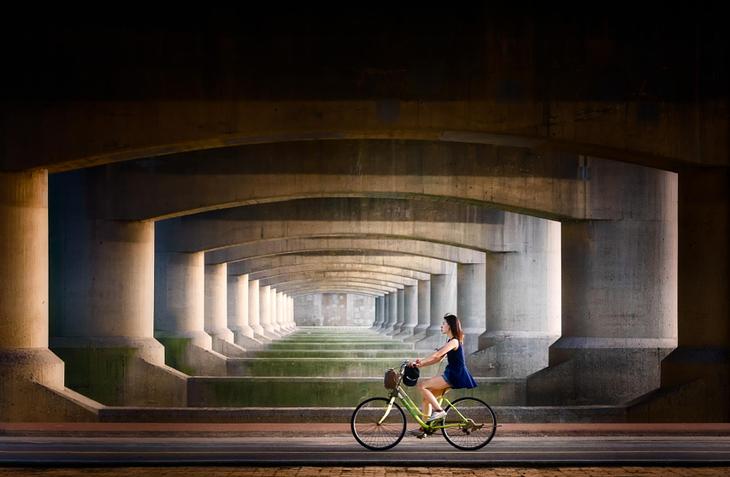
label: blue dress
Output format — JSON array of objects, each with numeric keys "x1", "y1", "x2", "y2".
[{"x1": 442, "y1": 339, "x2": 477, "y2": 389}]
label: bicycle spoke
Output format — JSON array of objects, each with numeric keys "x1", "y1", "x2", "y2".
[
  {"x1": 351, "y1": 397, "x2": 406, "y2": 450},
  {"x1": 441, "y1": 397, "x2": 497, "y2": 450}
]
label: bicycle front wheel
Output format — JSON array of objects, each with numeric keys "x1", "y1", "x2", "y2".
[
  {"x1": 351, "y1": 397, "x2": 406, "y2": 450},
  {"x1": 442, "y1": 397, "x2": 497, "y2": 450}
]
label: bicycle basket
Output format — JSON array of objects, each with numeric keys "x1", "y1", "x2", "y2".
[{"x1": 384, "y1": 368, "x2": 400, "y2": 390}]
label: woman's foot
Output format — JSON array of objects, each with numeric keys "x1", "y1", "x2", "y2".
[
  {"x1": 408, "y1": 427, "x2": 427, "y2": 438},
  {"x1": 426, "y1": 409, "x2": 447, "y2": 422}
]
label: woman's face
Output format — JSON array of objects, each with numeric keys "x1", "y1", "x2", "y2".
[{"x1": 440, "y1": 320, "x2": 450, "y2": 335}]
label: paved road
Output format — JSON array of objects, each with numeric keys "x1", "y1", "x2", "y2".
[{"x1": 1, "y1": 435, "x2": 730, "y2": 466}]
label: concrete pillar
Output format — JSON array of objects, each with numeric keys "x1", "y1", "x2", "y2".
[
  {"x1": 373, "y1": 296, "x2": 385, "y2": 328},
  {"x1": 395, "y1": 285, "x2": 418, "y2": 338},
  {"x1": 383, "y1": 292, "x2": 398, "y2": 334},
  {"x1": 50, "y1": 171, "x2": 187, "y2": 406},
  {"x1": 456, "y1": 263, "x2": 486, "y2": 354},
  {"x1": 470, "y1": 220, "x2": 561, "y2": 377},
  {"x1": 269, "y1": 288, "x2": 281, "y2": 336},
  {"x1": 275, "y1": 292, "x2": 285, "y2": 336},
  {"x1": 259, "y1": 285, "x2": 278, "y2": 338},
  {"x1": 155, "y1": 251, "x2": 227, "y2": 375},
  {"x1": 417, "y1": 270, "x2": 457, "y2": 349},
  {"x1": 206, "y1": 263, "x2": 246, "y2": 358},
  {"x1": 629, "y1": 167, "x2": 730, "y2": 421},
  {"x1": 388, "y1": 288, "x2": 405, "y2": 335},
  {"x1": 248, "y1": 279, "x2": 267, "y2": 341},
  {"x1": 228, "y1": 274, "x2": 261, "y2": 348},
  {"x1": 0, "y1": 171, "x2": 98, "y2": 421},
  {"x1": 405, "y1": 280, "x2": 431, "y2": 343},
  {"x1": 528, "y1": 166, "x2": 678, "y2": 405},
  {"x1": 288, "y1": 296, "x2": 295, "y2": 330}
]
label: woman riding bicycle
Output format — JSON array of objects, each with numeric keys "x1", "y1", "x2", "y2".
[{"x1": 409, "y1": 313, "x2": 477, "y2": 426}]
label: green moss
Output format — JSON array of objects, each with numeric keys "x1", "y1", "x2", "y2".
[{"x1": 51, "y1": 346, "x2": 137, "y2": 405}]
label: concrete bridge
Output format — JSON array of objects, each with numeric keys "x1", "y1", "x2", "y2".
[{"x1": 0, "y1": 7, "x2": 727, "y2": 423}]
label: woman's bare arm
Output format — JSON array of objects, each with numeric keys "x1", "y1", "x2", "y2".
[{"x1": 412, "y1": 338, "x2": 458, "y2": 368}]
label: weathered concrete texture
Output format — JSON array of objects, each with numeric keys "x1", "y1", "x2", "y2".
[
  {"x1": 204, "y1": 264, "x2": 235, "y2": 344},
  {"x1": 394, "y1": 285, "x2": 418, "y2": 338},
  {"x1": 209, "y1": 237, "x2": 486, "y2": 266},
  {"x1": 406, "y1": 279, "x2": 431, "y2": 343},
  {"x1": 187, "y1": 376, "x2": 525, "y2": 407},
  {"x1": 0, "y1": 172, "x2": 99, "y2": 421},
  {"x1": 470, "y1": 219, "x2": 561, "y2": 377},
  {"x1": 154, "y1": 250, "x2": 228, "y2": 376},
  {"x1": 50, "y1": 337, "x2": 187, "y2": 407},
  {"x1": 232, "y1": 254, "x2": 454, "y2": 277},
  {"x1": 155, "y1": 197, "x2": 533, "y2": 254},
  {"x1": 228, "y1": 275, "x2": 262, "y2": 348},
  {"x1": 456, "y1": 263, "x2": 486, "y2": 354},
  {"x1": 528, "y1": 165, "x2": 678, "y2": 405},
  {"x1": 417, "y1": 270, "x2": 457, "y2": 350},
  {"x1": 247, "y1": 279, "x2": 267, "y2": 341},
  {"x1": 628, "y1": 167, "x2": 730, "y2": 421}
]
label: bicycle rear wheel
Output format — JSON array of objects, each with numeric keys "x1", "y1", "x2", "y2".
[
  {"x1": 351, "y1": 397, "x2": 406, "y2": 450},
  {"x1": 442, "y1": 397, "x2": 497, "y2": 450}
]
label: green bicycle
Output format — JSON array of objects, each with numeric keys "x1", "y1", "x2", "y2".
[{"x1": 351, "y1": 360, "x2": 497, "y2": 451}]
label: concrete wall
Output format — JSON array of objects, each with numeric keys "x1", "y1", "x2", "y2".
[{"x1": 294, "y1": 294, "x2": 375, "y2": 326}]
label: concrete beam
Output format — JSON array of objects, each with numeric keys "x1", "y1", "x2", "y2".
[
  {"x1": 263, "y1": 273, "x2": 412, "y2": 290},
  {"x1": 209, "y1": 236, "x2": 484, "y2": 265},
  {"x1": 230, "y1": 254, "x2": 454, "y2": 276},
  {"x1": 156, "y1": 197, "x2": 538, "y2": 253},
  {"x1": 245, "y1": 264, "x2": 430, "y2": 283}
]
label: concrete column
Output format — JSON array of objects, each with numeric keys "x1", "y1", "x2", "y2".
[
  {"x1": 456, "y1": 263, "x2": 486, "y2": 354},
  {"x1": 395, "y1": 285, "x2": 418, "y2": 338},
  {"x1": 278, "y1": 292, "x2": 288, "y2": 333},
  {"x1": 206, "y1": 263, "x2": 246, "y2": 358},
  {"x1": 155, "y1": 251, "x2": 227, "y2": 375},
  {"x1": 406, "y1": 280, "x2": 431, "y2": 343},
  {"x1": 383, "y1": 292, "x2": 398, "y2": 334},
  {"x1": 228, "y1": 274, "x2": 261, "y2": 348},
  {"x1": 470, "y1": 219, "x2": 561, "y2": 377},
  {"x1": 373, "y1": 296, "x2": 384, "y2": 328},
  {"x1": 205, "y1": 263, "x2": 233, "y2": 343},
  {"x1": 417, "y1": 269, "x2": 457, "y2": 349},
  {"x1": 628, "y1": 167, "x2": 730, "y2": 420},
  {"x1": 248, "y1": 279, "x2": 267, "y2": 341},
  {"x1": 288, "y1": 296, "x2": 295, "y2": 330},
  {"x1": 50, "y1": 170, "x2": 187, "y2": 406},
  {"x1": 269, "y1": 288, "x2": 281, "y2": 336},
  {"x1": 528, "y1": 165, "x2": 678, "y2": 405},
  {"x1": 389, "y1": 288, "x2": 405, "y2": 335},
  {"x1": 259, "y1": 285, "x2": 278, "y2": 338},
  {"x1": 274, "y1": 292, "x2": 284, "y2": 336},
  {"x1": 0, "y1": 171, "x2": 98, "y2": 421}
]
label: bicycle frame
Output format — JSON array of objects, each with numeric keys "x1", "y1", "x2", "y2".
[{"x1": 382, "y1": 382, "x2": 469, "y2": 431}]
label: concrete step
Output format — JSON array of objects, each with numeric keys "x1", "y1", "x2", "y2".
[
  {"x1": 265, "y1": 342, "x2": 414, "y2": 350},
  {"x1": 97, "y1": 405, "x2": 629, "y2": 423},
  {"x1": 226, "y1": 358, "x2": 428, "y2": 377},
  {"x1": 249, "y1": 350, "x2": 414, "y2": 359},
  {"x1": 187, "y1": 377, "x2": 525, "y2": 407}
]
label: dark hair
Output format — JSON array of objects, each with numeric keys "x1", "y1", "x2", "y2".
[{"x1": 443, "y1": 313, "x2": 464, "y2": 342}]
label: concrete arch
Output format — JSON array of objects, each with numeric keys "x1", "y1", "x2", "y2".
[
  {"x1": 261, "y1": 271, "x2": 416, "y2": 289},
  {"x1": 244, "y1": 263, "x2": 431, "y2": 282},
  {"x1": 288, "y1": 286, "x2": 384, "y2": 298},
  {"x1": 275, "y1": 280, "x2": 398, "y2": 295},
  {"x1": 210, "y1": 237, "x2": 485, "y2": 265},
  {"x1": 156, "y1": 197, "x2": 556, "y2": 253},
  {"x1": 230, "y1": 254, "x2": 455, "y2": 276},
  {"x1": 70, "y1": 140, "x2": 648, "y2": 222}
]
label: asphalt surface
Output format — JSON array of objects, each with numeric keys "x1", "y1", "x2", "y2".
[{"x1": 1, "y1": 435, "x2": 730, "y2": 466}]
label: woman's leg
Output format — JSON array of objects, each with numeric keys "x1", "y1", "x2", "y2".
[{"x1": 416, "y1": 376, "x2": 450, "y2": 415}]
